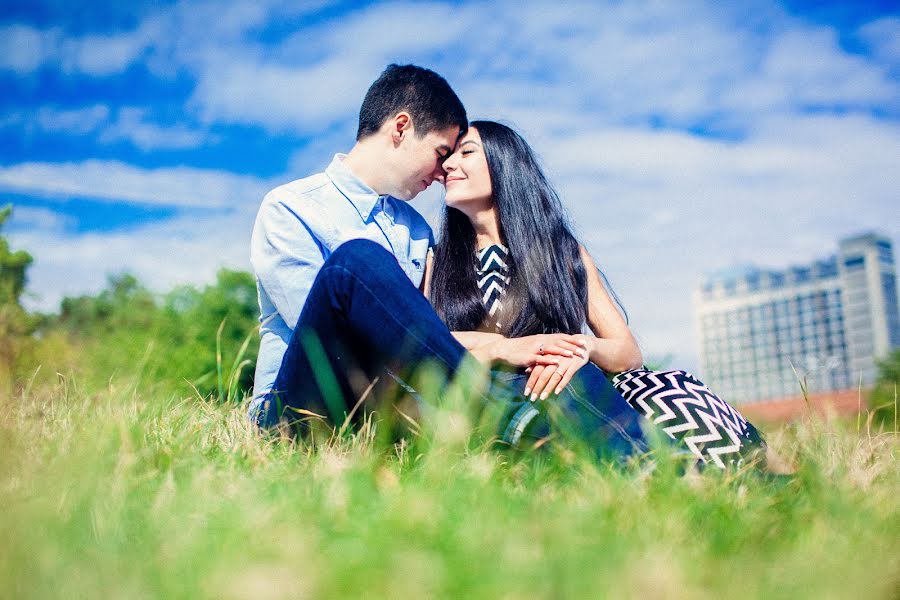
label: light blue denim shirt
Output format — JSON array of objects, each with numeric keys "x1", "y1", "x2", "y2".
[{"x1": 248, "y1": 154, "x2": 434, "y2": 415}]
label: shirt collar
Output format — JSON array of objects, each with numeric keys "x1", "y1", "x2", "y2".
[{"x1": 324, "y1": 153, "x2": 388, "y2": 221}]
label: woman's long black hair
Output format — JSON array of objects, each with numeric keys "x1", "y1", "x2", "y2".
[{"x1": 429, "y1": 120, "x2": 595, "y2": 337}]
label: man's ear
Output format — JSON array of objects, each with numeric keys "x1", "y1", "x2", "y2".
[{"x1": 391, "y1": 112, "x2": 413, "y2": 145}]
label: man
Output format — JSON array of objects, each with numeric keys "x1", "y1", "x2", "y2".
[
  {"x1": 248, "y1": 64, "x2": 466, "y2": 425},
  {"x1": 248, "y1": 65, "x2": 645, "y2": 458}
]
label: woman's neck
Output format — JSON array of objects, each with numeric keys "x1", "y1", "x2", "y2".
[{"x1": 470, "y1": 207, "x2": 503, "y2": 250}]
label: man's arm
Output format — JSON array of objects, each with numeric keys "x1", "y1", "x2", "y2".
[{"x1": 250, "y1": 195, "x2": 325, "y2": 330}]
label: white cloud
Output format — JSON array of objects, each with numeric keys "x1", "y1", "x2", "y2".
[
  {"x1": 5, "y1": 165, "x2": 275, "y2": 314},
  {"x1": 13, "y1": 208, "x2": 255, "y2": 312},
  {"x1": 5, "y1": 1, "x2": 897, "y2": 135},
  {"x1": 189, "y1": 2, "x2": 472, "y2": 131},
  {"x1": 0, "y1": 0, "x2": 343, "y2": 80},
  {"x1": 452, "y1": 2, "x2": 899, "y2": 132},
  {"x1": 5, "y1": 206, "x2": 75, "y2": 232},
  {"x1": 0, "y1": 22, "x2": 153, "y2": 76},
  {"x1": 858, "y1": 17, "x2": 900, "y2": 65},
  {"x1": 60, "y1": 29, "x2": 153, "y2": 76},
  {"x1": 190, "y1": 58, "x2": 374, "y2": 131},
  {"x1": 6, "y1": 104, "x2": 211, "y2": 150},
  {"x1": 285, "y1": 122, "x2": 356, "y2": 176},
  {"x1": 0, "y1": 24, "x2": 61, "y2": 73},
  {"x1": 207, "y1": 0, "x2": 895, "y2": 136},
  {"x1": 35, "y1": 105, "x2": 111, "y2": 134},
  {"x1": 0, "y1": 160, "x2": 272, "y2": 209},
  {"x1": 99, "y1": 108, "x2": 210, "y2": 150},
  {"x1": 749, "y1": 27, "x2": 897, "y2": 108}
]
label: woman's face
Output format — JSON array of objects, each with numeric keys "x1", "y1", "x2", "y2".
[{"x1": 442, "y1": 127, "x2": 493, "y2": 213}]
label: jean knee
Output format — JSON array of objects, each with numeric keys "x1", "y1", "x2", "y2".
[{"x1": 329, "y1": 239, "x2": 391, "y2": 269}]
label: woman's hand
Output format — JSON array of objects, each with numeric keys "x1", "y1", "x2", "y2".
[
  {"x1": 524, "y1": 336, "x2": 590, "y2": 401},
  {"x1": 476, "y1": 333, "x2": 586, "y2": 368}
]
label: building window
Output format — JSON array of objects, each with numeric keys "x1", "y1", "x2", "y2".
[
  {"x1": 792, "y1": 267, "x2": 812, "y2": 283},
  {"x1": 877, "y1": 241, "x2": 894, "y2": 265},
  {"x1": 844, "y1": 256, "x2": 865, "y2": 269}
]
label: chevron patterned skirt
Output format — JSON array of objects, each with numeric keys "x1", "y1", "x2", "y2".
[{"x1": 611, "y1": 369, "x2": 765, "y2": 469}]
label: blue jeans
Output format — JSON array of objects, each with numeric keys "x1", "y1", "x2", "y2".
[{"x1": 254, "y1": 239, "x2": 646, "y2": 459}]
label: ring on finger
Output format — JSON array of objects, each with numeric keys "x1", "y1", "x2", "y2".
[{"x1": 538, "y1": 344, "x2": 544, "y2": 355}]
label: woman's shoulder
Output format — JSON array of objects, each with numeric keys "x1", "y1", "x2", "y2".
[{"x1": 577, "y1": 244, "x2": 596, "y2": 268}]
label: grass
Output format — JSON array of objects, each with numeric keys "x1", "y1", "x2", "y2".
[{"x1": 1, "y1": 372, "x2": 898, "y2": 599}]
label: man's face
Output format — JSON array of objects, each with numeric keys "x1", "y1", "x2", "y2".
[{"x1": 391, "y1": 124, "x2": 460, "y2": 201}]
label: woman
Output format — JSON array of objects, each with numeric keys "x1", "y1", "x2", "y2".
[{"x1": 425, "y1": 121, "x2": 765, "y2": 469}]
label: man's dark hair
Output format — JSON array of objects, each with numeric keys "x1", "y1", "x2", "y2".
[{"x1": 356, "y1": 64, "x2": 467, "y2": 140}]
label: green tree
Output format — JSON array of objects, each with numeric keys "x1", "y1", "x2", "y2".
[
  {"x1": 0, "y1": 205, "x2": 34, "y2": 391},
  {"x1": 35, "y1": 268, "x2": 259, "y2": 399},
  {"x1": 160, "y1": 269, "x2": 259, "y2": 397},
  {"x1": 59, "y1": 273, "x2": 157, "y2": 333}
]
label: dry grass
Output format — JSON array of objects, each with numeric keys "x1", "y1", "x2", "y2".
[{"x1": 1, "y1": 373, "x2": 898, "y2": 599}]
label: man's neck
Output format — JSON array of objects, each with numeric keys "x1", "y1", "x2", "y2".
[{"x1": 342, "y1": 142, "x2": 388, "y2": 196}]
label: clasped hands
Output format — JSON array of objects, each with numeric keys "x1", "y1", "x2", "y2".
[{"x1": 480, "y1": 333, "x2": 591, "y2": 402}]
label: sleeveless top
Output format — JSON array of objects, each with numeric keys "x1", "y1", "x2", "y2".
[{"x1": 476, "y1": 243, "x2": 511, "y2": 331}]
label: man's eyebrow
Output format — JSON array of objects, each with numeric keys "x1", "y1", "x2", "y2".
[{"x1": 436, "y1": 144, "x2": 453, "y2": 153}]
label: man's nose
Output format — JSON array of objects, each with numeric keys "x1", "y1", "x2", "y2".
[{"x1": 432, "y1": 165, "x2": 446, "y2": 183}]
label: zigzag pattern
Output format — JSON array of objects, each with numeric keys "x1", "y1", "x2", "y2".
[
  {"x1": 612, "y1": 369, "x2": 763, "y2": 468},
  {"x1": 480, "y1": 278, "x2": 506, "y2": 315},
  {"x1": 477, "y1": 244, "x2": 508, "y2": 271},
  {"x1": 476, "y1": 244, "x2": 511, "y2": 324}
]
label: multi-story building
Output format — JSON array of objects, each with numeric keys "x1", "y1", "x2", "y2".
[{"x1": 695, "y1": 233, "x2": 900, "y2": 404}]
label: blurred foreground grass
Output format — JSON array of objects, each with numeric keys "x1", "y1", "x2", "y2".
[{"x1": 1, "y1": 374, "x2": 898, "y2": 599}]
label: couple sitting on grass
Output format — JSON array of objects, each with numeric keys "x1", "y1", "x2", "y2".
[{"x1": 249, "y1": 63, "x2": 765, "y2": 469}]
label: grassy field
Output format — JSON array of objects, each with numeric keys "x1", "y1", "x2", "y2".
[{"x1": 1, "y1": 372, "x2": 898, "y2": 599}]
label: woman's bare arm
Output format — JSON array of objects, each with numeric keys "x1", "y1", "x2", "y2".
[
  {"x1": 420, "y1": 248, "x2": 434, "y2": 296},
  {"x1": 452, "y1": 330, "x2": 503, "y2": 350},
  {"x1": 579, "y1": 246, "x2": 643, "y2": 373}
]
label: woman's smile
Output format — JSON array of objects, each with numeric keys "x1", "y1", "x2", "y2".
[{"x1": 442, "y1": 126, "x2": 492, "y2": 208}]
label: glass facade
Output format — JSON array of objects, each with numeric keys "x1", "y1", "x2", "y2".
[{"x1": 696, "y1": 233, "x2": 900, "y2": 404}]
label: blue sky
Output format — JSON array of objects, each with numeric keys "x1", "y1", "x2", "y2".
[{"x1": 1, "y1": 0, "x2": 898, "y2": 373}]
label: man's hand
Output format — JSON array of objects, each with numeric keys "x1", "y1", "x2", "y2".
[{"x1": 524, "y1": 337, "x2": 590, "y2": 401}]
